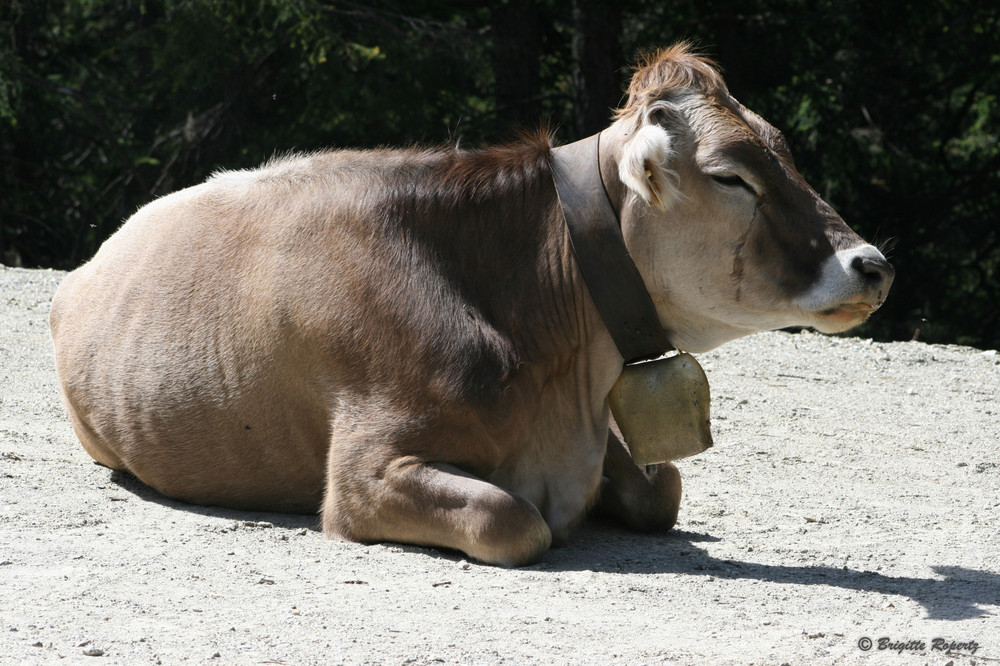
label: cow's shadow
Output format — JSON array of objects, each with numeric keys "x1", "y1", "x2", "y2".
[
  {"x1": 543, "y1": 522, "x2": 999, "y2": 623},
  {"x1": 110, "y1": 468, "x2": 997, "y2": 622},
  {"x1": 109, "y1": 468, "x2": 320, "y2": 531}
]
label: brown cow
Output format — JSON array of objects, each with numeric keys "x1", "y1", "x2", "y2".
[{"x1": 50, "y1": 44, "x2": 893, "y2": 566}]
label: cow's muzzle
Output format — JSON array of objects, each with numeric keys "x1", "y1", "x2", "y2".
[
  {"x1": 797, "y1": 244, "x2": 895, "y2": 331},
  {"x1": 850, "y1": 251, "x2": 895, "y2": 307}
]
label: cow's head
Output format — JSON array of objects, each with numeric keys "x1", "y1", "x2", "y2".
[{"x1": 600, "y1": 44, "x2": 893, "y2": 353}]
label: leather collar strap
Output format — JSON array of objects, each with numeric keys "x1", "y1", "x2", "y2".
[{"x1": 551, "y1": 134, "x2": 673, "y2": 364}]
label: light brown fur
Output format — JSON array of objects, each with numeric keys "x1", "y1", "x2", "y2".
[{"x1": 51, "y1": 44, "x2": 892, "y2": 566}]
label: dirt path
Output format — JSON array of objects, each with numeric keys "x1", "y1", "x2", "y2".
[{"x1": 2, "y1": 266, "x2": 998, "y2": 664}]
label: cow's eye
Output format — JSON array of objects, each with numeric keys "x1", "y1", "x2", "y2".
[{"x1": 711, "y1": 174, "x2": 756, "y2": 196}]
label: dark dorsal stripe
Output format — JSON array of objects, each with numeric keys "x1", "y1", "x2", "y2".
[{"x1": 551, "y1": 134, "x2": 673, "y2": 364}]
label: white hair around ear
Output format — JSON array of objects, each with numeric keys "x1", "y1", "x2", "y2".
[{"x1": 618, "y1": 123, "x2": 678, "y2": 211}]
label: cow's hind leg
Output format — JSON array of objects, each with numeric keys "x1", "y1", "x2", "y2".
[
  {"x1": 323, "y1": 454, "x2": 552, "y2": 567},
  {"x1": 65, "y1": 407, "x2": 127, "y2": 471},
  {"x1": 595, "y1": 428, "x2": 682, "y2": 532}
]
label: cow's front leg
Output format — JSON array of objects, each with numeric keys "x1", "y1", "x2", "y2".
[
  {"x1": 322, "y1": 452, "x2": 552, "y2": 567},
  {"x1": 595, "y1": 426, "x2": 682, "y2": 531}
]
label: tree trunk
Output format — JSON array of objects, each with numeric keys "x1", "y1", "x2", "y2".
[{"x1": 571, "y1": 0, "x2": 623, "y2": 138}]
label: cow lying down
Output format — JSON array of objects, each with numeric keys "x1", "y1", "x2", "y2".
[{"x1": 50, "y1": 44, "x2": 893, "y2": 566}]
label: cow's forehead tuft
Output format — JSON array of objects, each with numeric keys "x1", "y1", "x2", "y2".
[{"x1": 616, "y1": 42, "x2": 727, "y2": 118}]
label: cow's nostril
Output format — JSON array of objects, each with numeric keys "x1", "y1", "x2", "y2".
[{"x1": 851, "y1": 255, "x2": 895, "y2": 285}]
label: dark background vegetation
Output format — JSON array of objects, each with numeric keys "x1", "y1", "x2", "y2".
[{"x1": 2, "y1": 0, "x2": 998, "y2": 348}]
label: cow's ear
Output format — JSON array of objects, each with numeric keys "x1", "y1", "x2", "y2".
[{"x1": 619, "y1": 123, "x2": 679, "y2": 211}]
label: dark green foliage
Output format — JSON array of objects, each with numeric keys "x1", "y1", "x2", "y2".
[
  {"x1": 0, "y1": 0, "x2": 503, "y2": 267},
  {"x1": 2, "y1": 0, "x2": 998, "y2": 348}
]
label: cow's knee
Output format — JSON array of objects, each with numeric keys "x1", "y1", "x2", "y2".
[
  {"x1": 322, "y1": 454, "x2": 551, "y2": 567},
  {"x1": 640, "y1": 462, "x2": 682, "y2": 531},
  {"x1": 596, "y1": 430, "x2": 682, "y2": 532},
  {"x1": 460, "y1": 490, "x2": 552, "y2": 566}
]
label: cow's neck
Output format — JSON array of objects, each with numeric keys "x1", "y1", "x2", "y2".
[
  {"x1": 551, "y1": 133, "x2": 673, "y2": 364},
  {"x1": 400, "y1": 142, "x2": 626, "y2": 425}
]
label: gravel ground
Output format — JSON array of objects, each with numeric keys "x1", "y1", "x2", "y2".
[{"x1": 2, "y1": 265, "x2": 999, "y2": 665}]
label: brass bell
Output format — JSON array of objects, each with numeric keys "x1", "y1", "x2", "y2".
[{"x1": 609, "y1": 352, "x2": 714, "y2": 465}]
